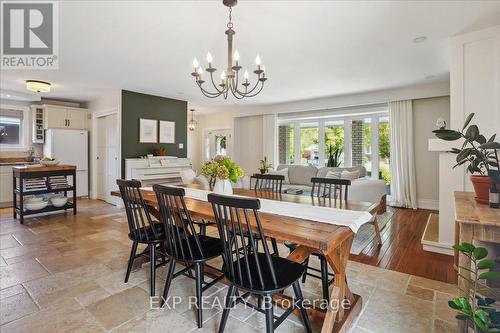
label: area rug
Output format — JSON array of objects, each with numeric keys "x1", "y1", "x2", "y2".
[{"x1": 350, "y1": 211, "x2": 393, "y2": 255}]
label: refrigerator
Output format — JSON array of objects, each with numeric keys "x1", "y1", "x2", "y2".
[{"x1": 44, "y1": 129, "x2": 88, "y2": 197}]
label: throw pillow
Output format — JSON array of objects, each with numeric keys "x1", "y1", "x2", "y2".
[
  {"x1": 341, "y1": 170, "x2": 360, "y2": 180},
  {"x1": 325, "y1": 171, "x2": 341, "y2": 179},
  {"x1": 268, "y1": 168, "x2": 290, "y2": 184}
]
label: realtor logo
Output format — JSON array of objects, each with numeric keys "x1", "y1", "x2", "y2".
[{"x1": 1, "y1": 1, "x2": 59, "y2": 69}]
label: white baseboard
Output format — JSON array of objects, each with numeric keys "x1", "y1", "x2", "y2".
[
  {"x1": 422, "y1": 241, "x2": 454, "y2": 256},
  {"x1": 417, "y1": 198, "x2": 439, "y2": 210}
]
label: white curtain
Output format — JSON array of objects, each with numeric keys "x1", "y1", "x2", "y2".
[{"x1": 389, "y1": 100, "x2": 417, "y2": 209}]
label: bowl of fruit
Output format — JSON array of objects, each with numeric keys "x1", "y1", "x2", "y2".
[{"x1": 40, "y1": 157, "x2": 60, "y2": 166}]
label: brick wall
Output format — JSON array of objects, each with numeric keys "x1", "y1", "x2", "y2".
[
  {"x1": 351, "y1": 120, "x2": 363, "y2": 166},
  {"x1": 278, "y1": 126, "x2": 290, "y2": 164}
]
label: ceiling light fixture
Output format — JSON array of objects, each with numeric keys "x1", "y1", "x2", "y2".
[
  {"x1": 188, "y1": 109, "x2": 197, "y2": 131},
  {"x1": 413, "y1": 36, "x2": 427, "y2": 43},
  {"x1": 26, "y1": 80, "x2": 51, "y2": 93},
  {"x1": 191, "y1": 0, "x2": 267, "y2": 99}
]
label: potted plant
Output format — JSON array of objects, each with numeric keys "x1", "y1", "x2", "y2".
[
  {"x1": 449, "y1": 242, "x2": 500, "y2": 332},
  {"x1": 259, "y1": 156, "x2": 272, "y2": 174},
  {"x1": 326, "y1": 143, "x2": 343, "y2": 168},
  {"x1": 200, "y1": 156, "x2": 244, "y2": 195},
  {"x1": 433, "y1": 113, "x2": 500, "y2": 204}
]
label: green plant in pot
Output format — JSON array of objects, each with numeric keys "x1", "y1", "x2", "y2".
[
  {"x1": 259, "y1": 156, "x2": 272, "y2": 174},
  {"x1": 433, "y1": 113, "x2": 500, "y2": 204},
  {"x1": 449, "y1": 242, "x2": 500, "y2": 333},
  {"x1": 326, "y1": 143, "x2": 343, "y2": 168}
]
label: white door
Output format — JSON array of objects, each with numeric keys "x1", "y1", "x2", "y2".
[
  {"x1": 96, "y1": 117, "x2": 107, "y2": 201},
  {"x1": 96, "y1": 113, "x2": 119, "y2": 204},
  {"x1": 105, "y1": 114, "x2": 119, "y2": 203}
]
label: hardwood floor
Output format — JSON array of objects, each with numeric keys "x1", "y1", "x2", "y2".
[{"x1": 349, "y1": 206, "x2": 457, "y2": 284}]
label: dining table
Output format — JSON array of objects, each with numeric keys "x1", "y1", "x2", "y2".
[{"x1": 112, "y1": 183, "x2": 381, "y2": 333}]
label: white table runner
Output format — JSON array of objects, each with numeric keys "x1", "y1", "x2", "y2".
[{"x1": 142, "y1": 187, "x2": 373, "y2": 233}]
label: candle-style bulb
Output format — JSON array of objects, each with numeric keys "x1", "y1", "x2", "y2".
[
  {"x1": 234, "y1": 50, "x2": 240, "y2": 61},
  {"x1": 255, "y1": 55, "x2": 261, "y2": 66},
  {"x1": 220, "y1": 70, "x2": 226, "y2": 79},
  {"x1": 193, "y1": 58, "x2": 199, "y2": 68},
  {"x1": 197, "y1": 67, "x2": 203, "y2": 75},
  {"x1": 206, "y1": 52, "x2": 213, "y2": 63},
  {"x1": 244, "y1": 70, "x2": 249, "y2": 80}
]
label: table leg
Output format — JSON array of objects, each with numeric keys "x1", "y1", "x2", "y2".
[
  {"x1": 12, "y1": 174, "x2": 17, "y2": 219},
  {"x1": 322, "y1": 234, "x2": 356, "y2": 332},
  {"x1": 458, "y1": 223, "x2": 473, "y2": 333}
]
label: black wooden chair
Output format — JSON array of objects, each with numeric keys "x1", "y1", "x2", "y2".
[
  {"x1": 208, "y1": 193, "x2": 312, "y2": 333},
  {"x1": 117, "y1": 179, "x2": 168, "y2": 297},
  {"x1": 252, "y1": 174, "x2": 284, "y2": 193},
  {"x1": 252, "y1": 174, "x2": 284, "y2": 256},
  {"x1": 153, "y1": 184, "x2": 224, "y2": 329},
  {"x1": 285, "y1": 177, "x2": 351, "y2": 302},
  {"x1": 311, "y1": 177, "x2": 351, "y2": 200}
]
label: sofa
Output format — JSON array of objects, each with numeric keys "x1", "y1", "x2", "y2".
[{"x1": 275, "y1": 164, "x2": 387, "y2": 204}]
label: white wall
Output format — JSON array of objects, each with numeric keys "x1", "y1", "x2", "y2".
[
  {"x1": 234, "y1": 115, "x2": 264, "y2": 175},
  {"x1": 429, "y1": 25, "x2": 500, "y2": 251},
  {"x1": 413, "y1": 96, "x2": 450, "y2": 210}
]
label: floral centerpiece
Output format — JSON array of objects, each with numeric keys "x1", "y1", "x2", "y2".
[{"x1": 200, "y1": 155, "x2": 244, "y2": 194}]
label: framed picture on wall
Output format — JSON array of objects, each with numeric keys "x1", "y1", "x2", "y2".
[
  {"x1": 139, "y1": 118, "x2": 158, "y2": 143},
  {"x1": 159, "y1": 120, "x2": 175, "y2": 143}
]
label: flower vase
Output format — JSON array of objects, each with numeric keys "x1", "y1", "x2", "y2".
[{"x1": 213, "y1": 179, "x2": 233, "y2": 195}]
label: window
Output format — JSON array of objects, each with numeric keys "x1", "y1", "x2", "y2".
[
  {"x1": 379, "y1": 116, "x2": 391, "y2": 189},
  {"x1": 299, "y1": 122, "x2": 319, "y2": 166},
  {"x1": 324, "y1": 120, "x2": 344, "y2": 166},
  {"x1": 0, "y1": 108, "x2": 25, "y2": 149},
  {"x1": 277, "y1": 106, "x2": 390, "y2": 189}
]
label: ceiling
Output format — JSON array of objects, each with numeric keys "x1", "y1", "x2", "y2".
[{"x1": 1, "y1": 0, "x2": 500, "y2": 107}]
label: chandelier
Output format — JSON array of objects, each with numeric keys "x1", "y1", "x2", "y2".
[{"x1": 191, "y1": 0, "x2": 267, "y2": 99}]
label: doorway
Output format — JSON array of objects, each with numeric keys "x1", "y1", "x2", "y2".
[
  {"x1": 203, "y1": 129, "x2": 232, "y2": 160},
  {"x1": 96, "y1": 113, "x2": 119, "y2": 204}
]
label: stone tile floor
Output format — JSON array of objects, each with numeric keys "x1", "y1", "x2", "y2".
[{"x1": 0, "y1": 199, "x2": 458, "y2": 332}]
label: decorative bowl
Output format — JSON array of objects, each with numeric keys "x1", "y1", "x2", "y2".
[
  {"x1": 40, "y1": 160, "x2": 60, "y2": 166},
  {"x1": 50, "y1": 196, "x2": 68, "y2": 207},
  {"x1": 27, "y1": 196, "x2": 44, "y2": 203},
  {"x1": 25, "y1": 200, "x2": 48, "y2": 211}
]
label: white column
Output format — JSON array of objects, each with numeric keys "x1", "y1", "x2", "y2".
[
  {"x1": 344, "y1": 120, "x2": 352, "y2": 167},
  {"x1": 318, "y1": 120, "x2": 325, "y2": 167},
  {"x1": 371, "y1": 116, "x2": 379, "y2": 179}
]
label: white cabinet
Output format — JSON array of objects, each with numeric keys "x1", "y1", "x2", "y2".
[
  {"x1": 0, "y1": 166, "x2": 13, "y2": 207},
  {"x1": 44, "y1": 107, "x2": 66, "y2": 129},
  {"x1": 42, "y1": 105, "x2": 88, "y2": 130},
  {"x1": 67, "y1": 110, "x2": 87, "y2": 129}
]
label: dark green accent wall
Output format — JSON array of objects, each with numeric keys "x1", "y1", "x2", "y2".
[{"x1": 121, "y1": 90, "x2": 187, "y2": 177}]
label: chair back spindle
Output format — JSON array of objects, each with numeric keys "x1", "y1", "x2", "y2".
[
  {"x1": 208, "y1": 193, "x2": 278, "y2": 290},
  {"x1": 153, "y1": 185, "x2": 205, "y2": 262},
  {"x1": 310, "y1": 177, "x2": 351, "y2": 201},
  {"x1": 252, "y1": 174, "x2": 284, "y2": 193},
  {"x1": 117, "y1": 179, "x2": 161, "y2": 242}
]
